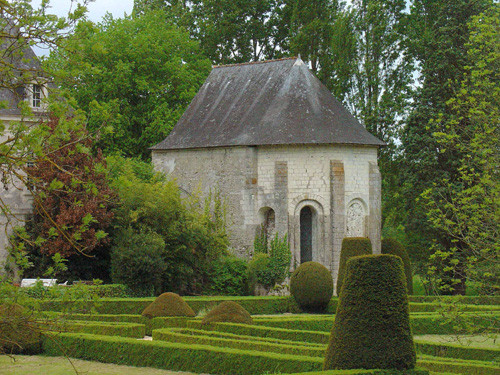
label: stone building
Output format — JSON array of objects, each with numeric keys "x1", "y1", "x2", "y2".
[
  {"x1": 151, "y1": 57, "x2": 385, "y2": 288},
  {"x1": 0, "y1": 44, "x2": 47, "y2": 270}
]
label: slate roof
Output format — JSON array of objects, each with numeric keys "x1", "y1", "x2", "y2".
[
  {"x1": 152, "y1": 57, "x2": 385, "y2": 150},
  {"x1": 0, "y1": 26, "x2": 43, "y2": 117}
]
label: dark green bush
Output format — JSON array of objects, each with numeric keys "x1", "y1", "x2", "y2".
[
  {"x1": 0, "y1": 303, "x2": 41, "y2": 354},
  {"x1": 142, "y1": 292, "x2": 195, "y2": 319},
  {"x1": 201, "y1": 301, "x2": 253, "y2": 325},
  {"x1": 206, "y1": 255, "x2": 249, "y2": 296},
  {"x1": 290, "y1": 262, "x2": 333, "y2": 312},
  {"x1": 111, "y1": 227, "x2": 167, "y2": 296},
  {"x1": 382, "y1": 238, "x2": 413, "y2": 294},
  {"x1": 324, "y1": 254, "x2": 416, "y2": 370},
  {"x1": 336, "y1": 237, "x2": 372, "y2": 295},
  {"x1": 248, "y1": 253, "x2": 272, "y2": 289}
]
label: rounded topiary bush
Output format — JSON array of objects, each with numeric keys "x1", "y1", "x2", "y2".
[
  {"x1": 201, "y1": 301, "x2": 253, "y2": 325},
  {"x1": 290, "y1": 261, "x2": 333, "y2": 312},
  {"x1": 336, "y1": 237, "x2": 372, "y2": 295},
  {"x1": 0, "y1": 303, "x2": 41, "y2": 354},
  {"x1": 382, "y1": 238, "x2": 413, "y2": 294},
  {"x1": 142, "y1": 292, "x2": 195, "y2": 319},
  {"x1": 324, "y1": 254, "x2": 416, "y2": 370}
]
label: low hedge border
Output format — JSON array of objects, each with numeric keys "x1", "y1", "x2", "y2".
[
  {"x1": 417, "y1": 355, "x2": 500, "y2": 375},
  {"x1": 253, "y1": 317, "x2": 334, "y2": 332},
  {"x1": 42, "y1": 332, "x2": 322, "y2": 375},
  {"x1": 272, "y1": 370, "x2": 429, "y2": 375},
  {"x1": 167, "y1": 327, "x2": 326, "y2": 347},
  {"x1": 59, "y1": 321, "x2": 146, "y2": 338},
  {"x1": 152, "y1": 328, "x2": 326, "y2": 357},
  {"x1": 187, "y1": 320, "x2": 330, "y2": 344},
  {"x1": 414, "y1": 339, "x2": 500, "y2": 362},
  {"x1": 408, "y1": 295, "x2": 500, "y2": 305}
]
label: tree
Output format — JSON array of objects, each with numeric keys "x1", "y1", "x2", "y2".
[
  {"x1": 421, "y1": 5, "x2": 499, "y2": 295},
  {"x1": 401, "y1": 0, "x2": 492, "y2": 294},
  {"x1": 46, "y1": 11, "x2": 211, "y2": 159}
]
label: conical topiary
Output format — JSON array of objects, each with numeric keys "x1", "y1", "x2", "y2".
[
  {"x1": 290, "y1": 261, "x2": 333, "y2": 312},
  {"x1": 201, "y1": 301, "x2": 253, "y2": 325},
  {"x1": 336, "y1": 237, "x2": 372, "y2": 295},
  {"x1": 142, "y1": 292, "x2": 195, "y2": 319},
  {"x1": 382, "y1": 238, "x2": 413, "y2": 294},
  {"x1": 0, "y1": 303, "x2": 42, "y2": 354},
  {"x1": 324, "y1": 254, "x2": 416, "y2": 370}
]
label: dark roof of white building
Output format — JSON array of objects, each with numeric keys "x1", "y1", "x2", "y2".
[{"x1": 152, "y1": 57, "x2": 385, "y2": 150}]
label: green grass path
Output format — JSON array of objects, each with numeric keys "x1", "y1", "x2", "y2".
[{"x1": 0, "y1": 355, "x2": 197, "y2": 375}]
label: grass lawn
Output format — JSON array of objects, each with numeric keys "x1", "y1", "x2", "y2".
[
  {"x1": 0, "y1": 355, "x2": 197, "y2": 375},
  {"x1": 414, "y1": 334, "x2": 499, "y2": 349}
]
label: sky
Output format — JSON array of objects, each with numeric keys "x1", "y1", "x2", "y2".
[{"x1": 32, "y1": 0, "x2": 134, "y2": 55}]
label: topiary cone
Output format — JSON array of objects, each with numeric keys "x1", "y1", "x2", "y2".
[
  {"x1": 142, "y1": 292, "x2": 195, "y2": 319},
  {"x1": 201, "y1": 301, "x2": 253, "y2": 325},
  {"x1": 290, "y1": 261, "x2": 333, "y2": 312},
  {"x1": 324, "y1": 254, "x2": 416, "y2": 370},
  {"x1": 382, "y1": 238, "x2": 413, "y2": 294},
  {"x1": 336, "y1": 237, "x2": 372, "y2": 295}
]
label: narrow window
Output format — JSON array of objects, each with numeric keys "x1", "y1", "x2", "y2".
[{"x1": 32, "y1": 84, "x2": 41, "y2": 108}]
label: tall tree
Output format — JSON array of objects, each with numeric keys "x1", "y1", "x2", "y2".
[
  {"x1": 46, "y1": 11, "x2": 211, "y2": 159},
  {"x1": 420, "y1": 5, "x2": 499, "y2": 295},
  {"x1": 401, "y1": 0, "x2": 492, "y2": 294}
]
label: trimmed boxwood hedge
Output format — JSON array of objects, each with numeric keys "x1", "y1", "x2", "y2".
[
  {"x1": 152, "y1": 328, "x2": 326, "y2": 357},
  {"x1": 142, "y1": 292, "x2": 195, "y2": 319},
  {"x1": 324, "y1": 255, "x2": 416, "y2": 370},
  {"x1": 382, "y1": 239, "x2": 413, "y2": 294},
  {"x1": 42, "y1": 332, "x2": 323, "y2": 375},
  {"x1": 414, "y1": 339, "x2": 500, "y2": 362},
  {"x1": 408, "y1": 295, "x2": 500, "y2": 305},
  {"x1": 272, "y1": 370, "x2": 428, "y2": 375},
  {"x1": 202, "y1": 301, "x2": 253, "y2": 325},
  {"x1": 336, "y1": 238, "x2": 372, "y2": 295},
  {"x1": 60, "y1": 320, "x2": 145, "y2": 338},
  {"x1": 417, "y1": 355, "x2": 500, "y2": 375},
  {"x1": 187, "y1": 320, "x2": 330, "y2": 344},
  {"x1": 290, "y1": 262, "x2": 334, "y2": 312}
]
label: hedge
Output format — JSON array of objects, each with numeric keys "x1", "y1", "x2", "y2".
[
  {"x1": 59, "y1": 320, "x2": 146, "y2": 338},
  {"x1": 408, "y1": 295, "x2": 500, "y2": 305},
  {"x1": 253, "y1": 317, "x2": 334, "y2": 332},
  {"x1": 40, "y1": 295, "x2": 303, "y2": 315},
  {"x1": 381, "y1": 239, "x2": 413, "y2": 294},
  {"x1": 417, "y1": 355, "x2": 500, "y2": 375},
  {"x1": 152, "y1": 328, "x2": 326, "y2": 357},
  {"x1": 42, "y1": 332, "x2": 323, "y2": 375},
  {"x1": 187, "y1": 320, "x2": 330, "y2": 344},
  {"x1": 273, "y1": 370, "x2": 429, "y2": 375},
  {"x1": 142, "y1": 292, "x2": 195, "y2": 319},
  {"x1": 290, "y1": 262, "x2": 334, "y2": 312},
  {"x1": 336, "y1": 237, "x2": 372, "y2": 295},
  {"x1": 414, "y1": 339, "x2": 500, "y2": 362},
  {"x1": 166, "y1": 327, "x2": 326, "y2": 347},
  {"x1": 324, "y1": 255, "x2": 415, "y2": 370}
]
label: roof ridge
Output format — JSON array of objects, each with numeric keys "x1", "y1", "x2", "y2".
[{"x1": 213, "y1": 57, "x2": 298, "y2": 69}]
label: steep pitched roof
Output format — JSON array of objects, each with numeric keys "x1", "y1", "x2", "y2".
[{"x1": 152, "y1": 57, "x2": 385, "y2": 150}]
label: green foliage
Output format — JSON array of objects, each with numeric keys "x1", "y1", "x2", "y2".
[
  {"x1": 201, "y1": 301, "x2": 253, "y2": 325},
  {"x1": 0, "y1": 303, "x2": 41, "y2": 354},
  {"x1": 253, "y1": 226, "x2": 268, "y2": 254},
  {"x1": 382, "y1": 238, "x2": 413, "y2": 294},
  {"x1": 46, "y1": 11, "x2": 211, "y2": 159},
  {"x1": 415, "y1": 340, "x2": 499, "y2": 362},
  {"x1": 153, "y1": 328, "x2": 325, "y2": 358},
  {"x1": 42, "y1": 331, "x2": 323, "y2": 375},
  {"x1": 324, "y1": 255, "x2": 416, "y2": 370},
  {"x1": 142, "y1": 293, "x2": 195, "y2": 319},
  {"x1": 336, "y1": 238, "x2": 372, "y2": 295},
  {"x1": 61, "y1": 320, "x2": 146, "y2": 338},
  {"x1": 109, "y1": 163, "x2": 228, "y2": 295},
  {"x1": 248, "y1": 233, "x2": 291, "y2": 292},
  {"x1": 205, "y1": 256, "x2": 249, "y2": 296},
  {"x1": 290, "y1": 262, "x2": 333, "y2": 312},
  {"x1": 419, "y1": 4, "x2": 499, "y2": 296}
]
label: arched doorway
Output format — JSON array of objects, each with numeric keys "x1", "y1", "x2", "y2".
[{"x1": 300, "y1": 206, "x2": 313, "y2": 263}]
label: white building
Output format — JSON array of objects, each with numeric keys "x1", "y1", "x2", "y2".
[{"x1": 151, "y1": 57, "x2": 385, "y2": 289}]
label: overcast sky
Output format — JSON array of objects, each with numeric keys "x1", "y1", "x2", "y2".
[{"x1": 33, "y1": 0, "x2": 134, "y2": 55}]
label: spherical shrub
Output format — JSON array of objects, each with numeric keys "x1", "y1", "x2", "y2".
[
  {"x1": 142, "y1": 292, "x2": 195, "y2": 319},
  {"x1": 336, "y1": 237, "x2": 372, "y2": 295},
  {"x1": 0, "y1": 303, "x2": 41, "y2": 354},
  {"x1": 201, "y1": 301, "x2": 253, "y2": 325},
  {"x1": 382, "y1": 238, "x2": 413, "y2": 294},
  {"x1": 290, "y1": 261, "x2": 333, "y2": 312},
  {"x1": 324, "y1": 254, "x2": 416, "y2": 370}
]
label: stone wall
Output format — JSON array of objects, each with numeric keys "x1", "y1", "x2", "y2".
[{"x1": 152, "y1": 143, "x2": 381, "y2": 291}]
